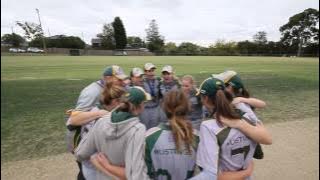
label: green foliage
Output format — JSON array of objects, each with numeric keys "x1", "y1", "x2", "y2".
[
  {"x1": 97, "y1": 23, "x2": 115, "y2": 49},
  {"x1": 112, "y1": 17, "x2": 127, "y2": 49},
  {"x1": 127, "y1": 36, "x2": 145, "y2": 48},
  {"x1": 280, "y1": 8, "x2": 319, "y2": 56},
  {"x1": 146, "y1": 19, "x2": 165, "y2": 52},
  {"x1": 163, "y1": 42, "x2": 178, "y2": 54},
  {"x1": 208, "y1": 40, "x2": 238, "y2": 55},
  {"x1": 177, "y1": 42, "x2": 200, "y2": 55},
  {"x1": 253, "y1": 31, "x2": 268, "y2": 44},
  {"x1": 16, "y1": 21, "x2": 43, "y2": 41},
  {"x1": 1, "y1": 33, "x2": 25, "y2": 47},
  {"x1": 29, "y1": 35, "x2": 85, "y2": 49}
]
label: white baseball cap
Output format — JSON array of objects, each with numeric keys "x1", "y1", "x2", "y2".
[
  {"x1": 212, "y1": 70, "x2": 237, "y2": 83},
  {"x1": 162, "y1": 65, "x2": 173, "y2": 73},
  {"x1": 131, "y1": 67, "x2": 144, "y2": 77},
  {"x1": 144, "y1": 63, "x2": 156, "y2": 71}
]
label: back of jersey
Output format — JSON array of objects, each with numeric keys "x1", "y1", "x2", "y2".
[
  {"x1": 145, "y1": 124, "x2": 198, "y2": 180},
  {"x1": 218, "y1": 127, "x2": 257, "y2": 173}
]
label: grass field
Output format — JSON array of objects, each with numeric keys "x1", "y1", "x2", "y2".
[{"x1": 1, "y1": 56, "x2": 319, "y2": 163}]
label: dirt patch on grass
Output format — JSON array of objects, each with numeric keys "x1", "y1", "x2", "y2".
[{"x1": 1, "y1": 118, "x2": 319, "y2": 180}]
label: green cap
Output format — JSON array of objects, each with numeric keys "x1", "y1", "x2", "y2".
[
  {"x1": 212, "y1": 70, "x2": 244, "y2": 90},
  {"x1": 103, "y1": 65, "x2": 128, "y2": 80},
  {"x1": 125, "y1": 86, "x2": 151, "y2": 105},
  {"x1": 196, "y1": 77, "x2": 225, "y2": 97}
]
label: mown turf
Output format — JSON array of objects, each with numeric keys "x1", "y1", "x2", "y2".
[{"x1": 1, "y1": 56, "x2": 319, "y2": 163}]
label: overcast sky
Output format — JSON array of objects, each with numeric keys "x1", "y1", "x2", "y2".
[{"x1": 1, "y1": 0, "x2": 319, "y2": 47}]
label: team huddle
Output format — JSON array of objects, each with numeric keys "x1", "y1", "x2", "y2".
[{"x1": 65, "y1": 63, "x2": 272, "y2": 180}]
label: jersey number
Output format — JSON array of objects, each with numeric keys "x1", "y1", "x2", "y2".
[{"x1": 231, "y1": 145, "x2": 250, "y2": 159}]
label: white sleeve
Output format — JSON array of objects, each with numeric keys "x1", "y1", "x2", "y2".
[
  {"x1": 75, "y1": 85, "x2": 101, "y2": 111},
  {"x1": 196, "y1": 123, "x2": 219, "y2": 175},
  {"x1": 236, "y1": 103, "x2": 260, "y2": 124}
]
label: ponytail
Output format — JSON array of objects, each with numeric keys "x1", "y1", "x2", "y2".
[
  {"x1": 214, "y1": 89, "x2": 240, "y2": 122},
  {"x1": 163, "y1": 90, "x2": 194, "y2": 153}
]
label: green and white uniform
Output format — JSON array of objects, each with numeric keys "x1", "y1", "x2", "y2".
[
  {"x1": 195, "y1": 113, "x2": 259, "y2": 180},
  {"x1": 145, "y1": 123, "x2": 199, "y2": 180}
]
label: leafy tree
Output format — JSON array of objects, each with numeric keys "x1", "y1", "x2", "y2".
[
  {"x1": 177, "y1": 42, "x2": 200, "y2": 55},
  {"x1": 1, "y1": 33, "x2": 25, "y2": 47},
  {"x1": 16, "y1": 21, "x2": 43, "y2": 41},
  {"x1": 127, "y1": 36, "x2": 145, "y2": 48},
  {"x1": 209, "y1": 39, "x2": 238, "y2": 55},
  {"x1": 145, "y1": 19, "x2": 165, "y2": 52},
  {"x1": 163, "y1": 42, "x2": 178, "y2": 55},
  {"x1": 237, "y1": 40, "x2": 258, "y2": 55},
  {"x1": 253, "y1": 31, "x2": 268, "y2": 44},
  {"x1": 112, "y1": 17, "x2": 127, "y2": 49},
  {"x1": 279, "y1": 8, "x2": 319, "y2": 56},
  {"x1": 97, "y1": 23, "x2": 115, "y2": 49},
  {"x1": 30, "y1": 35, "x2": 85, "y2": 49}
]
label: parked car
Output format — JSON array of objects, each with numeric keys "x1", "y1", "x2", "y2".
[
  {"x1": 139, "y1": 48, "x2": 149, "y2": 52},
  {"x1": 27, "y1": 47, "x2": 44, "y2": 53},
  {"x1": 9, "y1": 48, "x2": 18, "y2": 53},
  {"x1": 18, "y1": 48, "x2": 26, "y2": 53}
]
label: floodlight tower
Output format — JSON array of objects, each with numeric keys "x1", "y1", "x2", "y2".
[{"x1": 36, "y1": 8, "x2": 47, "y2": 54}]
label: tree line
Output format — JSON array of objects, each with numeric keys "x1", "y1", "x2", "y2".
[{"x1": 2, "y1": 8, "x2": 318, "y2": 56}]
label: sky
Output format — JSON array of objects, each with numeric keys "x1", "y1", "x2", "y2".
[{"x1": 1, "y1": 0, "x2": 319, "y2": 47}]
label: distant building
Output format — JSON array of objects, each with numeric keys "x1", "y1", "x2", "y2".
[
  {"x1": 1, "y1": 40, "x2": 12, "y2": 47},
  {"x1": 91, "y1": 38, "x2": 102, "y2": 47}
]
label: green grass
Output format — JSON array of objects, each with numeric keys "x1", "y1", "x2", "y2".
[{"x1": 1, "y1": 56, "x2": 319, "y2": 163}]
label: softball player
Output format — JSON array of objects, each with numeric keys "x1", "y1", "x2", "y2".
[
  {"x1": 191, "y1": 77, "x2": 272, "y2": 180},
  {"x1": 129, "y1": 67, "x2": 144, "y2": 87},
  {"x1": 181, "y1": 75, "x2": 203, "y2": 130},
  {"x1": 158, "y1": 65, "x2": 181, "y2": 123},
  {"x1": 144, "y1": 90, "x2": 198, "y2": 179},
  {"x1": 213, "y1": 70, "x2": 267, "y2": 159},
  {"x1": 90, "y1": 89, "x2": 255, "y2": 180},
  {"x1": 67, "y1": 65, "x2": 128, "y2": 180},
  {"x1": 139, "y1": 63, "x2": 162, "y2": 129},
  {"x1": 159, "y1": 65, "x2": 181, "y2": 97},
  {"x1": 75, "y1": 86, "x2": 151, "y2": 180}
]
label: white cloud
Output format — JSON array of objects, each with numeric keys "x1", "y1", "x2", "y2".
[{"x1": 1, "y1": 0, "x2": 319, "y2": 47}]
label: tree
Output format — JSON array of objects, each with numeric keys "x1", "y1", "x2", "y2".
[
  {"x1": 112, "y1": 17, "x2": 127, "y2": 49},
  {"x1": 29, "y1": 35, "x2": 85, "y2": 49},
  {"x1": 97, "y1": 23, "x2": 115, "y2": 49},
  {"x1": 145, "y1": 19, "x2": 165, "y2": 52},
  {"x1": 253, "y1": 31, "x2": 268, "y2": 44},
  {"x1": 127, "y1": 36, "x2": 145, "y2": 48},
  {"x1": 16, "y1": 21, "x2": 43, "y2": 41},
  {"x1": 163, "y1": 42, "x2": 178, "y2": 55},
  {"x1": 208, "y1": 39, "x2": 238, "y2": 55},
  {"x1": 1, "y1": 33, "x2": 25, "y2": 47},
  {"x1": 279, "y1": 8, "x2": 319, "y2": 56},
  {"x1": 177, "y1": 42, "x2": 200, "y2": 55}
]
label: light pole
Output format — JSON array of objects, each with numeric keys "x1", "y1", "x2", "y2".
[{"x1": 36, "y1": 8, "x2": 47, "y2": 54}]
